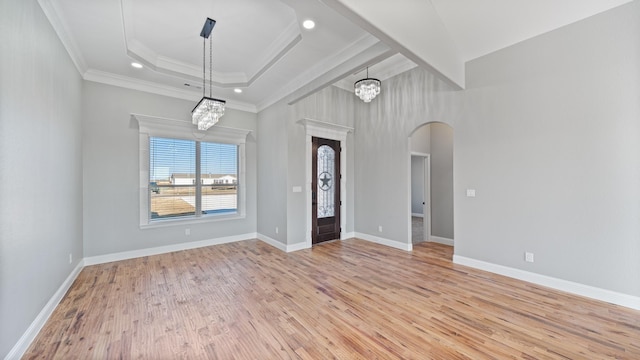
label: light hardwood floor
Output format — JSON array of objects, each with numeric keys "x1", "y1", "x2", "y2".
[{"x1": 24, "y1": 239, "x2": 640, "y2": 359}]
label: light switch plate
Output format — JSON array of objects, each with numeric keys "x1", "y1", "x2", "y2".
[{"x1": 466, "y1": 189, "x2": 476, "y2": 197}]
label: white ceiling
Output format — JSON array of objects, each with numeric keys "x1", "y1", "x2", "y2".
[
  {"x1": 430, "y1": 0, "x2": 633, "y2": 61},
  {"x1": 38, "y1": 0, "x2": 632, "y2": 112}
]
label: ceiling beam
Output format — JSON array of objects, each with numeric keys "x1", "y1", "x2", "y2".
[
  {"x1": 285, "y1": 41, "x2": 396, "y2": 105},
  {"x1": 321, "y1": 0, "x2": 465, "y2": 90}
]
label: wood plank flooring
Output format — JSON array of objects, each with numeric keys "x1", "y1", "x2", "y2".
[{"x1": 24, "y1": 239, "x2": 640, "y2": 359}]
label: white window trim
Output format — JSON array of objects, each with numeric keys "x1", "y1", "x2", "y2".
[{"x1": 133, "y1": 113, "x2": 251, "y2": 229}]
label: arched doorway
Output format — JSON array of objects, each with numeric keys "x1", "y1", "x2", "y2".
[{"x1": 409, "y1": 122, "x2": 454, "y2": 248}]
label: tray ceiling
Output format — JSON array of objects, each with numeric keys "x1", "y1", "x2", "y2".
[{"x1": 38, "y1": 0, "x2": 632, "y2": 112}]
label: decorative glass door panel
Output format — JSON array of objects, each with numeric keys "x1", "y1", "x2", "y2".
[{"x1": 317, "y1": 145, "x2": 335, "y2": 218}]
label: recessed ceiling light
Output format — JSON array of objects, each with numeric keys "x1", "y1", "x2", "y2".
[
  {"x1": 302, "y1": 19, "x2": 315, "y2": 30},
  {"x1": 131, "y1": 62, "x2": 143, "y2": 69},
  {"x1": 234, "y1": 88, "x2": 243, "y2": 94}
]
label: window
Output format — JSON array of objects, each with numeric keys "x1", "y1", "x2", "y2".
[
  {"x1": 135, "y1": 114, "x2": 250, "y2": 228},
  {"x1": 149, "y1": 137, "x2": 238, "y2": 220}
]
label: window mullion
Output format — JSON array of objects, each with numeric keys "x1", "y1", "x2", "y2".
[
  {"x1": 195, "y1": 141, "x2": 202, "y2": 216},
  {"x1": 144, "y1": 131, "x2": 242, "y2": 224}
]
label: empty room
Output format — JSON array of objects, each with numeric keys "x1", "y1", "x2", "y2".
[{"x1": 2, "y1": 0, "x2": 639, "y2": 358}]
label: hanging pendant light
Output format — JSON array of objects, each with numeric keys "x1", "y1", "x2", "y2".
[
  {"x1": 192, "y1": 18, "x2": 226, "y2": 131},
  {"x1": 354, "y1": 67, "x2": 381, "y2": 103}
]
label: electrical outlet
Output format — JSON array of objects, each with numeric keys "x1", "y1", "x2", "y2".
[
  {"x1": 378, "y1": 225, "x2": 383, "y2": 232},
  {"x1": 525, "y1": 252, "x2": 534, "y2": 263},
  {"x1": 185, "y1": 228, "x2": 190, "y2": 236},
  {"x1": 275, "y1": 227, "x2": 279, "y2": 234},
  {"x1": 69, "y1": 253, "x2": 73, "y2": 264}
]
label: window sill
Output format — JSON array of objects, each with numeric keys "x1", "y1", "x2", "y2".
[{"x1": 140, "y1": 212, "x2": 245, "y2": 230}]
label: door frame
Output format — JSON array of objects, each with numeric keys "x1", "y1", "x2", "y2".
[
  {"x1": 409, "y1": 151, "x2": 432, "y2": 244},
  {"x1": 300, "y1": 119, "x2": 353, "y2": 248}
]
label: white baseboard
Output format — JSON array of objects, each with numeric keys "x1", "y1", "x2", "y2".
[
  {"x1": 255, "y1": 234, "x2": 311, "y2": 253},
  {"x1": 342, "y1": 231, "x2": 355, "y2": 240},
  {"x1": 429, "y1": 236, "x2": 454, "y2": 246},
  {"x1": 84, "y1": 233, "x2": 258, "y2": 266},
  {"x1": 354, "y1": 232, "x2": 412, "y2": 251},
  {"x1": 256, "y1": 233, "x2": 287, "y2": 252},
  {"x1": 453, "y1": 255, "x2": 640, "y2": 311},
  {"x1": 259, "y1": 234, "x2": 361, "y2": 253},
  {"x1": 286, "y1": 241, "x2": 311, "y2": 252},
  {"x1": 5, "y1": 261, "x2": 84, "y2": 360},
  {"x1": 411, "y1": 213, "x2": 424, "y2": 218}
]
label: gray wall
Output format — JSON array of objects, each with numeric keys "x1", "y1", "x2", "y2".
[
  {"x1": 354, "y1": 67, "x2": 462, "y2": 245},
  {"x1": 82, "y1": 82, "x2": 257, "y2": 257},
  {"x1": 0, "y1": 0, "x2": 84, "y2": 357},
  {"x1": 256, "y1": 101, "x2": 289, "y2": 244},
  {"x1": 429, "y1": 123, "x2": 454, "y2": 239},
  {"x1": 5, "y1": 2, "x2": 640, "y2": 356},
  {"x1": 290, "y1": 86, "x2": 356, "y2": 243},
  {"x1": 410, "y1": 157, "x2": 425, "y2": 215},
  {"x1": 410, "y1": 124, "x2": 430, "y2": 154},
  {"x1": 257, "y1": 86, "x2": 355, "y2": 246},
  {"x1": 456, "y1": 1, "x2": 640, "y2": 296}
]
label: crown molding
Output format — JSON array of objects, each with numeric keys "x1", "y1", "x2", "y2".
[
  {"x1": 120, "y1": 0, "x2": 301, "y2": 88},
  {"x1": 84, "y1": 69, "x2": 257, "y2": 113},
  {"x1": 298, "y1": 118, "x2": 354, "y2": 136},
  {"x1": 37, "y1": 0, "x2": 87, "y2": 75},
  {"x1": 284, "y1": 40, "x2": 395, "y2": 106},
  {"x1": 320, "y1": 0, "x2": 465, "y2": 90},
  {"x1": 332, "y1": 54, "x2": 418, "y2": 92},
  {"x1": 38, "y1": 0, "x2": 395, "y2": 116},
  {"x1": 256, "y1": 34, "x2": 384, "y2": 111},
  {"x1": 244, "y1": 21, "x2": 302, "y2": 86},
  {"x1": 124, "y1": 38, "x2": 251, "y2": 86}
]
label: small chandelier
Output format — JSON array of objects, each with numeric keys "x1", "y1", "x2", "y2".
[
  {"x1": 354, "y1": 67, "x2": 381, "y2": 103},
  {"x1": 192, "y1": 18, "x2": 225, "y2": 131}
]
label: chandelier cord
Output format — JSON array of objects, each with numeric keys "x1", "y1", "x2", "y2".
[
  {"x1": 202, "y1": 36, "x2": 206, "y2": 99},
  {"x1": 192, "y1": 18, "x2": 226, "y2": 131},
  {"x1": 209, "y1": 35, "x2": 212, "y2": 98}
]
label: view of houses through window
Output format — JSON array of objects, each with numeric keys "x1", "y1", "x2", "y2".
[{"x1": 149, "y1": 137, "x2": 238, "y2": 220}]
